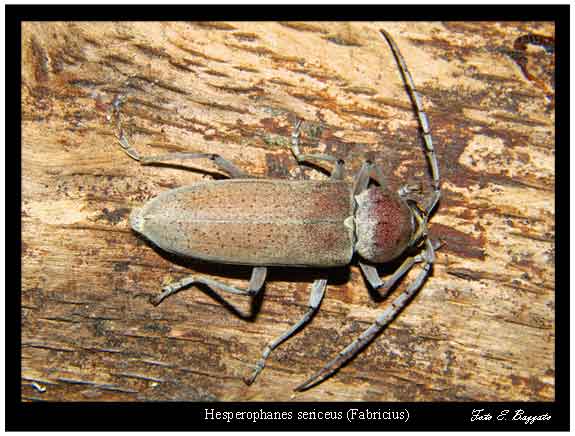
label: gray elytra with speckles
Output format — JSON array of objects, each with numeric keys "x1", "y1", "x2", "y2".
[{"x1": 131, "y1": 179, "x2": 413, "y2": 268}]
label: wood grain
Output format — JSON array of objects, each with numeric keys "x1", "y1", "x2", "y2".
[{"x1": 22, "y1": 21, "x2": 555, "y2": 401}]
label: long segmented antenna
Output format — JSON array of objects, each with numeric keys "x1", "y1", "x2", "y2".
[
  {"x1": 295, "y1": 239, "x2": 436, "y2": 392},
  {"x1": 294, "y1": 29, "x2": 441, "y2": 392},
  {"x1": 380, "y1": 29, "x2": 441, "y2": 216}
]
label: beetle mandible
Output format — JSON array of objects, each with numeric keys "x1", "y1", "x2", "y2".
[{"x1": 114, "y1": 29, "x2": 441, "y2": 391}]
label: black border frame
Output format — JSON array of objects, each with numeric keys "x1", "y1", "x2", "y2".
[{"x1": 9, "y1": 4, "x2": 569, "y2": 431}]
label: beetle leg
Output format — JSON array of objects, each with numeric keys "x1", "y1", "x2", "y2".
[
  {"x1": 359, "y1": 254, "x2": 422, "y2": 298},
  {"x1": 352, "y1": 161, "x2": 372, "y2": 194},
  {"x1": 407, "y1": 202, "x2": 428, "y2": 247},
  {"x1": 367, "y1": 163, "x2": 388, "y2": 188},
  {"x1": 139, "y1": 152, "x2": 249, "y2": 178},
  {"x1": 398, "y1": 183, "x2": 422, "y2": 201},
  {"x1": 290, "y1": 119, "x2": 345, "y2": 179},
  {"x1": 330, "y1": 160, "x2": 345, "y2": 180},
  {"x1": 150, "y1": 266, "x2": 267, "y2": 306},
  {"x1": 244, "y1": 279, "x2": 327, "y2": 385},
  {"x1": 380, "y1": 29, "x2": 441, "y2": 216},
  {"x1": 352, "y1": 160, "x2": 389, "y2": 195},
  {"x1": 115, "y1": 125, "x2": 249, "y2": 178},
  {"x1": 294, "y1": 239, "x2": 435, "y2": 392}
]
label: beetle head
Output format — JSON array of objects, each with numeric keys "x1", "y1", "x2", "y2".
[{"x1": 355, "y1": 186, "x2": 415, "y2": 264}]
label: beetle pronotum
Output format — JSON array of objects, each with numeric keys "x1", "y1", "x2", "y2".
[{"x1": 114, "y1": 29, "x2": 440, "y2": 391}]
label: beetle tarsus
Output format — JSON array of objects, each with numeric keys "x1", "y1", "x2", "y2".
[
  {"x1": 150, "y1": 293, "x2": 167, "y2": 306},
  {"x1": 244, "y1": 361, "x2": 264, "y2": 386},
  {"x1": 243, "y1": 374, "x2": 256, "y2": 386}
]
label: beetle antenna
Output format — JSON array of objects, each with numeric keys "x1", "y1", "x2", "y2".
[
  {"x1": 379, "y1": 29, "x2": 441, "y2": 216},
  {"x1": 295, "y1": 30, "x2": 442, "y2": 392},
  {"x1": 295, "y1": 239, "x2": 436, "y2": 392}
]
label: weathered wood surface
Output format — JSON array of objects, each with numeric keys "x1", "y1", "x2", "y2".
[{"x1": 22, "y1": 21, "x2": 555, "y2": 401}]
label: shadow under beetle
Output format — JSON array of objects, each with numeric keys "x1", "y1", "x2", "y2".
[{"x1": 115, "y1": 29, "x2": 441, "y2": 391}]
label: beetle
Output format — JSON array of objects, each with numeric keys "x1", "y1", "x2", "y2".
[{"x1": 114, "y1": 29, "x2": 441, "y2": 391}]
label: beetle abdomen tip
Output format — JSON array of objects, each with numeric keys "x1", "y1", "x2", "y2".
[{"x1": 129, "y1": 208, "x2": 145, "y2": 233}]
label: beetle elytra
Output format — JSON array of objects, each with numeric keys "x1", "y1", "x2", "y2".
[{"x1": 114, "y1": 29, "x2": 441, "y2": 392}]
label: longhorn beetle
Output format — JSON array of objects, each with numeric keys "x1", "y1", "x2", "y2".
[{"x1": 114, "y1": 29, "x2": 441, "y2": 391}]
